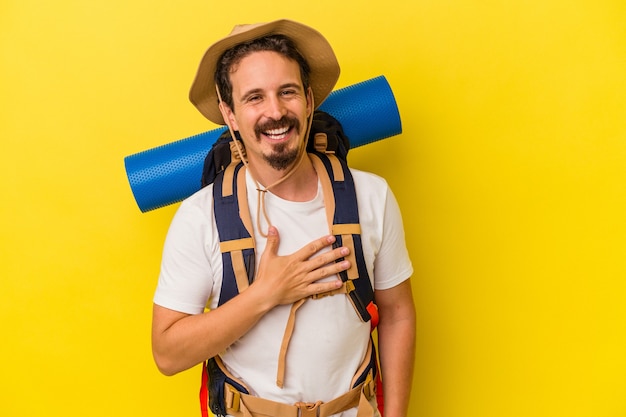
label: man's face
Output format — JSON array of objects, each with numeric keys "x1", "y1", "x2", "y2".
[{"x1": 223, "y1": 50, "x2": 312, "y2": 171}]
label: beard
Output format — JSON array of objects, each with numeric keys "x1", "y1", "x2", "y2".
[
  {"x1": 254, "y1": 116, "x2": 302, "y2": 171},
  {"x1": 263, "y1": 144, "x2": 299, "y2": 170}
]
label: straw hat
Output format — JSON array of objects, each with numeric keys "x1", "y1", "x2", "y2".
[{"x1": 189, "y1": 19, "x2": 340, "y2": 125}]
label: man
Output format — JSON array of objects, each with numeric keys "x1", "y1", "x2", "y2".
[{"x1": 152, "y1": 19, "x2": 415, "y2": 417}]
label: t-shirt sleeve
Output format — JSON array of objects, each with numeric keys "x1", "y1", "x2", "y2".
[
  {"x1": 373, "y1": 186, "x2": 413, "y2": 290},
  {"x1": 153, "y1": 195, "x2": 216, "y2": 314}
]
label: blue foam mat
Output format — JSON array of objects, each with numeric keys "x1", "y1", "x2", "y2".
[{"x1": 124, "y1": 75, "x2": 402, "y2": 212}]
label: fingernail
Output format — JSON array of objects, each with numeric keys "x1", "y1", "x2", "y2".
[
  {"x1": 327, "y1": 235, "x2": 336, "y2": 243},
  {"x1": 341, "y1": 247, "x2": 349, "y2": 256}
]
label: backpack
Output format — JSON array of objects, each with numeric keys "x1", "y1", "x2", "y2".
[{"x1": 199, "y1": 111, "x2": 383, "y2": 417}]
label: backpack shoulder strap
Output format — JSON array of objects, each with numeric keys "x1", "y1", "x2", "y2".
[
  {"x1": 308, "y1": 149, "x2": 377, "y2": 325},
  {"x1": 212, "y1": 157, "x2": 256, "y2": 306}
]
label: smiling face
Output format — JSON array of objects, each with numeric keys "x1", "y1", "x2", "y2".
[{"x1": 222, "y1": 50, "x2": 312, "y2": 171}]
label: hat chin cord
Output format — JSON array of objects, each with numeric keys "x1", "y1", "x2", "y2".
[{"x1": 216, "y1": 85, "x2": 315, "y2": 238}]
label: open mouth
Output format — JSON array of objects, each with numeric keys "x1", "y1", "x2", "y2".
[
  {"x1": 256, "y1": 116, "x2": 300, "y2": 142},
  {"x1": 263, "y1": 126, "x2": 291, "y2": 140}
]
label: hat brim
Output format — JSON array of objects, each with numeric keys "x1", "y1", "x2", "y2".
[{"x1": 189, "y1": 19, "x2": 340, "y2": 125}]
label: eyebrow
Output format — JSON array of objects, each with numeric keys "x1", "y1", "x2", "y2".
[{"x1": 238, "y1": 82, "x2": 304, "y2": 102}]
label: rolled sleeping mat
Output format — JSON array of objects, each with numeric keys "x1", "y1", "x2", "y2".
[{"x1": 124, "y1": 75, "x2": 402, "y2": 212}]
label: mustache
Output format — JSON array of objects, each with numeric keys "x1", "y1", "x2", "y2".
[{"x1": 254, "y1": 116, "x2": 300, "y2": 138}]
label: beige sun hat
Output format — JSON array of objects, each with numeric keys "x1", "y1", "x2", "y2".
[{"x1": 189, "y1": 19, "x2": 340, "y2": 125}]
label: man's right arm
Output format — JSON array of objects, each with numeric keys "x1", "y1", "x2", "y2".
[{"x1": 151, "y1": 226, "x2": 350, "y2": 375}]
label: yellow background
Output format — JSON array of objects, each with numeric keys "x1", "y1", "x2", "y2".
[{"x1": 2, "y1": 0, "x2": 625, "y2": 416}]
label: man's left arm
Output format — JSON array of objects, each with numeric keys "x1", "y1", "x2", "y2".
[{"x1": 376, "y1": 278, "x2": 416, "y2": 417}]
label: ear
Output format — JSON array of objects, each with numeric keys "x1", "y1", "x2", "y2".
[
  {"x1": 306, "y1": 87, "x2": 313, "y2": 118},
  {"x1": 219, "y1": 101, "x2": 239, "y2": 131}
]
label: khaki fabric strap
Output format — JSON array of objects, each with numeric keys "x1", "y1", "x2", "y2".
[
  {"x1": 222, "y1": 340, "x2": 377, "y2": 417},
  {"x1": 313, "y1": 132, "x2": 328, "y2": 154},
  {"x1": 276, "y1": 298, "x2": 306, "y2": 388},
  {"x1": 328, "y1": 153, "x2": 344, "y2": 182},
  {"x1": 351, "y1": 339, "x2": 374, "y2": 388},
  {"x1": 332, "y1": 224, "x2": 361, "y2": 236},
  {"x1": 222, "y1": 162, "x2": 237, "y2": 197},
  {"x1": 237, "y1": 165, "x2": 254, "y2": 237},
  {"x1": 226, "y1": 374, "x2": 376, "y2": 417},
  {"x1": 219, "y1": 231, "x2": 254, "y2": 296},
  {"x1": 339, "y1": 233, "x2": 359, "y2": 280},
  {"x1": 312, "y1": 134, "x2": 344, "y2": 182},
  {"x1": 220, "y1": 238, "x2": 255, "y2": 253},
  {"x1": 311, "y1": 280, "x2": 354, "y2": 300},
  {"x1": 231, "y1": 250, "x2": 250, "y2": 293},
  {"x1": 309, "y1": 154, "x2": 335, "y2": 233},
  {"x1": 222, "y1": 141, "x2": 245, "y2": 198}
]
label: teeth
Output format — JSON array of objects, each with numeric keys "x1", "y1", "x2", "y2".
[
  {"x1": 264, "y1": 127, "x2": 289, "y2": 139},
  {"x1": 266, "y1": 127, "x2": 289, "y2": 136}
]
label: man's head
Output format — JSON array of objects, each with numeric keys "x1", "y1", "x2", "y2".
[
  {"x1": 189, "y1": 20, "x2": 340, "y2": 125},
  {"x1": 213, "y1": 34, "x2": 311, "y2": 114},
  {"x1": 219, "y1": 49, "x2": 311, "y2": 170}
]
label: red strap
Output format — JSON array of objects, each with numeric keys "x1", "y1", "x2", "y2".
[
  {"x1": 367, "y1": 301, "x2": 383, "y2": 415},
  {"x1": 200, "y1": 361, "x2": 209, "y2": 417},
  {"x1": 367, "y1": 301, "x2": 379, "y2": 330}
]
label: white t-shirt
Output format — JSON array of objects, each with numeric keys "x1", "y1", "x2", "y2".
[{"x1": 154, "y1": 167, "x2": 413, "y2": 416}]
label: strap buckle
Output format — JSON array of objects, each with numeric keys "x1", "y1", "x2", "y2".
[
  {"x1": 311, "y1": 281, "x2": 350, "y2": 300},
  {"x1": 295, "y1": 401, "x2": 322, "y2": 417},
  {"x1": 225, "y1": 383, "x2": 241, "y2": 413}
]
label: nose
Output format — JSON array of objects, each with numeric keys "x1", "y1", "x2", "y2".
[{"x1": 264, "y1": 94, "x2": 287, "y2": 120}]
